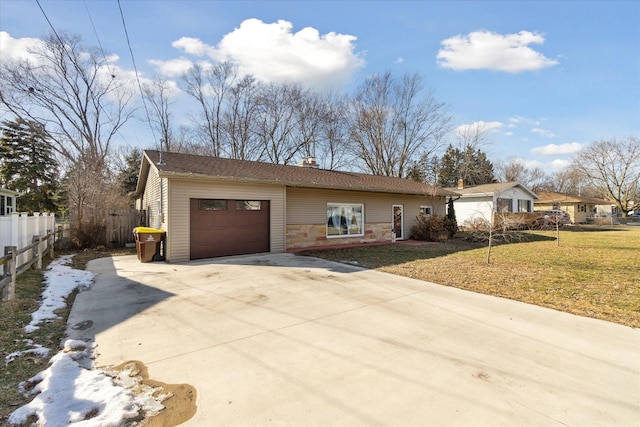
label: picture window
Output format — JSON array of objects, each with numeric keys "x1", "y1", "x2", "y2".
[{"x1": 327, "y1": 204, "x2": 364, "y2": 237}]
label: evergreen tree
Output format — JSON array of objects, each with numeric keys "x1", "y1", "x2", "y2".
[
  {"x1": 437, "y1": 144, "x2": 495, "y2": 187},
  {"x1": 0, "y1": 118, "x2": 60, "y2": 213},
  {"x1": 117, "y1": 147, "x2": 142, "y2": 200}
]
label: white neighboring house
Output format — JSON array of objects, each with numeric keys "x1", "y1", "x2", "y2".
[
  {"x1": 0, "y1": 188, "x2": 17, "y2": 216},
  {"x1": 447, "y1": 181, "x2": 539, "y2": 228}
]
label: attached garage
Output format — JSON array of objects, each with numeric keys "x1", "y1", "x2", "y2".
[
  {"x1": 136, "y1": 150, "x2": 456, "y2": 262},
  {"x1": 190, "y1": 199, "x2": 270, "y2": 259}
]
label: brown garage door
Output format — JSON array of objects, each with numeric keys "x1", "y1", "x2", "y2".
[{"x1": 190, "y1": 199, "x2": 270, "y2": 259}]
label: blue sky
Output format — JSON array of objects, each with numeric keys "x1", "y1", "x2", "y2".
[{"x1": 1, "y1": 0, "x2": 638, "y2": 172}]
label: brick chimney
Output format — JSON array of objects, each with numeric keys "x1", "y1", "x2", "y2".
[{"x1": 298, "y1": 156, "x2": 319, "y2": 168}]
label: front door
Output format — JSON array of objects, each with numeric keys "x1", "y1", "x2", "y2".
[{"x1": 393, "y1": 205, "x2": 404, "y2": 240}]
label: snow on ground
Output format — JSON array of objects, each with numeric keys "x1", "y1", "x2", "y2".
[
  {"x1": 4, "y1": 339, "x2": 50, "y2": 364},
  {"x1": 24, "y1": 255, "x2": 94, "y2": 333},
  {"x1": 9, "y1": 340, "x2": 166, "y2": 426},
  {"x1": 8, "y1": 255, "x2": 166, "y2": 426}
]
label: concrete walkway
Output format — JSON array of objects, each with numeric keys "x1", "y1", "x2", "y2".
[{"x1": 67, "y1": 253, "x2": 640, "y2": 426}]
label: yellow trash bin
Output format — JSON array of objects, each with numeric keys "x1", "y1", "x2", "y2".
[{"x1": 133, "y1": 227, "x2": 166, "y2": 262}]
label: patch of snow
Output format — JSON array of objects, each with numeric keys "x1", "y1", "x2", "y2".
[
  {"x1": 4, "y1": 340, "x2": 50, "y2": 364},
  {"x1": 24, "y1": 255, "x2": 94, "y2": 333},
  {"x1": 9, "y1": 256, "x2": 167, "y2": 426},
  {"x1": 8, "y1": 340, "x2": 166, "y2": 426}
]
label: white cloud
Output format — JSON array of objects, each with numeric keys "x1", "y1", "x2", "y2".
[
  {"x1": 531, "y1": 142, "x2": 584, "y2": 156},
  {"x1": 514, "y1": 157, "x2": 569, "y2": 172},
  {"x1": 0, "y1": 32, "x2": 143, "y2": 104},
  {"x1": 0, "y1": 31, "x2": 43, "y2": 62},
  {"x1": 170, "y1": 19, "x2": 365, "y2": 90},
  {"x1": 149, "y1": 57, "x2": 194, "y2": 77},
  {"x1": 436, "y1": 30, "x2": 559, "y2": 73},
  {"x1": 454, "y1": 120, "x2": 504, "y2": 137},
  {"x1": 172, "y1": 37, "x2": 216, "y2": 57},
  {"x1": 531, "y1": 127, "x2": 558, "y2": 138},
  {"x1": 395, "y1": 57, "x2": 404, "y2": 64}
]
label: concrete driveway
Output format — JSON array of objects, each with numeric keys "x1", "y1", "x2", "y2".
[{"x1": 67, "y1": 253, "x2": 639, "y2": 426}]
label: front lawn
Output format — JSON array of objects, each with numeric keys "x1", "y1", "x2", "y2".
[{"x1": 300, "y1": 226, "x2": 640, "y2": 328}]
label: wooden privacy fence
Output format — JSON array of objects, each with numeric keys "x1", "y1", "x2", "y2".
[
  {"x1": 106, "y1": 209, "x2": 146, "y2": 247},
  {"x1": 0, "y1": 230, "x2": 55, "y2": 301}
]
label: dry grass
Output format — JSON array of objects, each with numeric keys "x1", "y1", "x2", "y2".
[
  {"x1": 0, "y1": 247, "x2": 136, "y2": 424},
  {"x1": 301, "y1": 226, "x2": 640, "y2": 328}
]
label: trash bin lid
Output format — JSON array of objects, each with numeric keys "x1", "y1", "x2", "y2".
[{"x1": 134, "y1": 227, "x2": 166, "y2": 234}]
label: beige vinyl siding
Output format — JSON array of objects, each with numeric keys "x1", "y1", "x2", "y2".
[
  {"x1": 166, "y1": 178, "x2": 286, "y2": 262},
  {"x1": 140, "y1": 164, "x2": 166, "y2": 230},
  {"x1": 286, "y1": 187, "x2": 446, "y2": 234}
]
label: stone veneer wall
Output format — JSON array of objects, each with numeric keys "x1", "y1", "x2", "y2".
[{"x1": 286, "y1": 222, "x2": 393, "y2": 250}]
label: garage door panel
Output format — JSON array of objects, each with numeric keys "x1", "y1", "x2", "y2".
[{"x1": 190, "y1": 199, "x2": 270, "y2": 259}]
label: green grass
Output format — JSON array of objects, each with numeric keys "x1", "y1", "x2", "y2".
[
  {"x1": 0, "y1": 247, "x2": 136, "y2": 424},
  {"x1": 301, "y1": 226, "x2": 640, "y2": 328}
]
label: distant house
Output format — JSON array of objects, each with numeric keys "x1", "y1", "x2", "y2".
[
  {"x1": 0, "y1": 188, "x2": 17, "y2": 216},
  {"x1": 535, "y1": 192, "x2": 615, "y2": 224},
  {"x1": 135, "y1": 151, "x2": 457, "y2": 262},
  {"x1": 446, "y1": 181, "x2": 538, "y2": 228}
]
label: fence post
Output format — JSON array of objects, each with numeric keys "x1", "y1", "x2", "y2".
[
  {"x1": 32, "y1": 235, "x2": 42, "y2": 270},
  {"x1": 3, "y1": 246, "x2": 16, "y2": 302},
  {"x1": 47, "y1": 229, "x2": 54, "y2": 258},
  {"x1": 56, "y1": 225, "x2": 63, "y2": 250}
]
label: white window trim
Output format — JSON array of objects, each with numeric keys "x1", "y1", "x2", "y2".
[
  {"x1": 419, "y1": 205, "x2": 433, "y2": 217},
  {"x1": 326, "y1": 203, "x2": 365, "y2": 238}
]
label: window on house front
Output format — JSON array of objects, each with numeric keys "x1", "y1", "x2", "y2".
[
  {"x1": 496, "y1": 198, "x2": 513, "y2": 212},
  {"x1": 419, "y1": 205, "x2": 433, "y2": 217},
  {"x1": 199, "y1": 199, "x2": 227, "y2": 211},
  {"x1": 517, "y1": 199, "x2": 532, "y2": 212},
  {"x1": 327, "y1": 203, "x2": 364, "y2": 237}
]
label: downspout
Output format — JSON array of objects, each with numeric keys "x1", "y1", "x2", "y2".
[{"x1": 157, "y1": 177, "x2": 164, "y2": 229}]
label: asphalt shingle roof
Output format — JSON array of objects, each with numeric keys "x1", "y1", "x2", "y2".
[{"x1": 143, "y1": 150, "x2": 456, "y2": 197}]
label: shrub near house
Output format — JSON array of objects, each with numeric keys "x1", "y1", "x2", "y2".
[{"x1": 411, "y1": 214, "x2": 457, "y2": 241}]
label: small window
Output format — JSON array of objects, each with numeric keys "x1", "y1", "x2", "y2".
[
  {"x1": 496, "y1": 198, "x2": 513, "y2": 212},
  {"x1": 327, "y1": 203, "x2": 364, "y2": 237},
  {"x1": 199, "y1": 199, "x2": 227, "y2": 211},
  {"x1": 419, "y1": 205, "x2": 433, "y2": 217},
  {"x1": 517, "y1": 199, "x2": 532, "y2": 213},
  {"x1": 236, "y1": 201, "x2": 261, "y2": 210}
]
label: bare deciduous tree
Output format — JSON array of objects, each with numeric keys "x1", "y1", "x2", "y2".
[
  {"x1": 572, "y1": 137, "x2": 640, "y2": 216},
  {"x1": 317, "y1": 92, "x2": 350, "y2": 170},
  {"x1": 0, "y1": 33, "x2": 134, "y2": 162},
  {"x1": 222, "y1": 75, "x2": 262, "y2": 160},
  {"x1": 181, "y1": 62, "x2": 237, "y2": 157},
  {"x1": 349, "y1": 72, "x2": 451, "y2": 177},
  {"x1": 0, "y1": 32, "x2": 135, "y2": 246},
  {"x1": 142, "y1": 77, "x2": 176, "y2": 153},
  {"x1": 254, "y1": 82, "x2": 305, "y2": 165},
  {"x1": 497, "y1": 159, "x2": 548, "y2": 192}
]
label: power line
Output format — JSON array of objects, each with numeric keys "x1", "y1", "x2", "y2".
[
  {"x1": 116, "y1": 0, "x2": 158, "y2": 147},
  {"x1": 83, "y1": 0, "x2": 117, "y2": 79},
  {"x1": 34, "y1": 0, "x2": 119, "y2": 156}
]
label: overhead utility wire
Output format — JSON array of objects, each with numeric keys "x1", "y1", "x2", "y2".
[
  {"x1": 34, "y1": 0, "x2": 117, "y2": 148},
  {"x1": 116, "y1": 0, "x2": 159, "y2": 150},
  {"x1": 83, "y1": 0, "x2": 117, "y2": 79}
]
